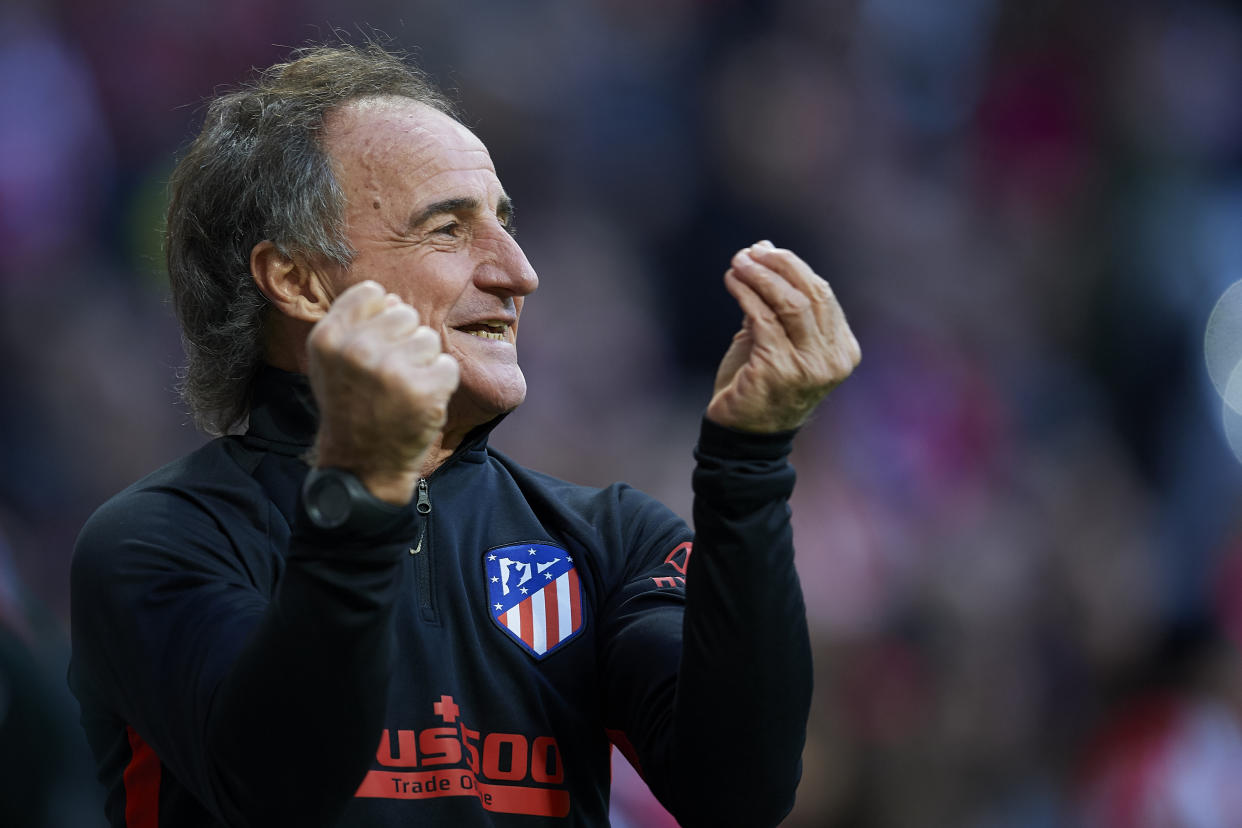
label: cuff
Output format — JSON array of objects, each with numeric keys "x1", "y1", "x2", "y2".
[{"x1": 696, "y1": 416, "x2": 797, "y2": 463}]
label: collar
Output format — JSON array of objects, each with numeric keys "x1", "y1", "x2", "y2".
[{"x1": 242, "y1": 364, "x2": 500, "y2": 464}]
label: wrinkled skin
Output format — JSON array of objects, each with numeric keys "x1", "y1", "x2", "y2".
[{"x1": 708, "y1": 240, "x2": 861, "y2": 433}]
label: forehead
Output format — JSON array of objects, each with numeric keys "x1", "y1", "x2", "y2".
[{"x1": 323, "y1": 96, "x2": 496, "y2": 206}]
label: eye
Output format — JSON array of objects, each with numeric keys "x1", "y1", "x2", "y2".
[
  {"x1": 433, "y1": 221, "x2": 462, "y2": 237},
  {"x1": 499, "y1": 212, "x2": 517, "y2": 238}
]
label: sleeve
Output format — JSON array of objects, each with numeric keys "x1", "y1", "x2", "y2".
[
  {"x1": 70, "y1": 481, "x2": 417, "y2": 828},
  {"x1": 597, "y1": 417, "x2": 811, "y2": 828}
]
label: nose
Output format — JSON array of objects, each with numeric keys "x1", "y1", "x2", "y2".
[{"x1": 475, "y1": 222, "x2": 539, "y2": 298}]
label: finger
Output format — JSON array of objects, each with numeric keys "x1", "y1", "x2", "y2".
[
  {"x1": 426, "y1": 352, "x2": 460, "y2": 393},
  {"x1": 748, "y1": 242, "x2": 828, "y2": 294},
  {"x1": 329, "y1": 280, "x2": 389, "y2": 325},
  {"x1": 748, "y1": 242, "x2": 838, "y2": 329},
  {"x1": 310, "y1": 282, "x2": 386, "y2": 352},
  {"x1": 729, "y1": 249, "x2": 816, "y2": 344},
  {"x1": 724, "y1": 268, "x2": 790, "y2": 348},
  {"x1": 401, "y1": 325, "x2": 442, "y2": 365},
  {"x1": 391, "y1": 351, "x2": 459, "y2": 400},
  {"x1": 362, "y1": 326, "x2": 441, "y2": 382},
  {"x1": 363, "y1": 302, "x2": 423, "y2": 342},
  {"x1": 752, "y1": 245, "x2": 856, "y2": 359},
  {"x1": 320, "y1": 296, "x2": 415, "y2": 365}
]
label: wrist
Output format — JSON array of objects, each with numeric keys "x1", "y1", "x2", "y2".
[
  {"x1": 311, "y1": 436, "x2": 424, "y2": 506},
  {"x1": 697, "y1": 415, "x2": 797, "y2": 462},
  {"x1": 300, "y1": 467, "x2": 411, "y2": 538},
  {"x1": 352, "y1": 470, "x2": 420, "y2": 506}
]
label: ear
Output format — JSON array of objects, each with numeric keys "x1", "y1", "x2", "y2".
[{"x1": 250, "y1": 240, "x2": 335, "y2": 322}]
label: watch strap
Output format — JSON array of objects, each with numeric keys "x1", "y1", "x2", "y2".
[{"x1": 300, "y1": 467, "x2": 410, "y2": 539}]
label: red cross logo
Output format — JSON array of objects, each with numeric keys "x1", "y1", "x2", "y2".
[{"x1": 433, "y1": 695, "x2": 459, "y2": 724}]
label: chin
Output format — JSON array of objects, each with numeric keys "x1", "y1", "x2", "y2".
[{"x1": 454, "y1": 370, "x2": 527, "y2": 425}]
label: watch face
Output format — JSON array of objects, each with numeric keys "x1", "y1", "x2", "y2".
[{"x1": 307, "y1": 473, "x2": 352, "y2": 529}]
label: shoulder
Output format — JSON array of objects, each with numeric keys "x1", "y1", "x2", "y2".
[{"x1": 74, "y1": 437, "x2": 272, "y2": 583}]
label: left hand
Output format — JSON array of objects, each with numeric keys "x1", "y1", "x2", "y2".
[{"x1": 706, "y1": 241, "x2": 861, "y2": 433}]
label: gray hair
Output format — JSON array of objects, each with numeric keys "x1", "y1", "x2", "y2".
[{"x1": 166, "y1": 43, "x2": 457, "y2": 435}]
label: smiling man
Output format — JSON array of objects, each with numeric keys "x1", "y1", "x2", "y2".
[{"x1": 69, "y1": 44, "x2": 860, "y2": 828}]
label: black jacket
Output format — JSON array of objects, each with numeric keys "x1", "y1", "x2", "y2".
[{"x1": 69, "y1": 367, "x2": 812, "y2": 826}]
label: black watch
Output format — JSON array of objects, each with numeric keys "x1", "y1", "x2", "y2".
[{"x1": 301, "y1": 467, "x2": 406, "y2": 535}]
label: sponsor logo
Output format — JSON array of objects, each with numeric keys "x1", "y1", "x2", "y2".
[
  {"x1": 485, "y1": 543, "x2": 583, "y2": 659},
  {"x1": 355, "y1": 695, "x2": 570, "y2": 818}
]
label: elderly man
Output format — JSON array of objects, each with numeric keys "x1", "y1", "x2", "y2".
[{"x1": 69, "y1": 45, "x2": 859, "y2": 827}]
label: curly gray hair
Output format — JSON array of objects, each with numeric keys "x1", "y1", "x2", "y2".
[{"x1": 166, "y1": 43, "x2": 457, "y2": 435}]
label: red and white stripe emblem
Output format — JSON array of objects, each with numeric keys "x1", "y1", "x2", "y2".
[
  {"x1": 497, "y1": 568, "x2": 583, "y2": 655},
  {"x1": 486, "y1": 543, "x2": 584, "y2": 659}
]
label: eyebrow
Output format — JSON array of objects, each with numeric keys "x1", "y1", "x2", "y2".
[
  {"x1": 407, "y1": 193, "x2": 514, "y2": 231},
  {"x1": 408, "y1": 197, "x2": 478, "y2": 231}
]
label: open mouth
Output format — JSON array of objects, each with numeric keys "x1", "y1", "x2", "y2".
[{"x1": 455, "y1": 321, "x2": 510, "y2": 341}]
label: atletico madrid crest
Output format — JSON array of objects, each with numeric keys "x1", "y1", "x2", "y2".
[{"x1": 485, "y1": 542, "x2": 584, "y2": 659}]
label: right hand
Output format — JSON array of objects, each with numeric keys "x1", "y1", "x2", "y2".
[{"x1": 306, "y1": 280, "x2": 459, "y2": 504}]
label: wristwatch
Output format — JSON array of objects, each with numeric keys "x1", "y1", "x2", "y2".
[{"x1": 301, "y1": 467, "x2": 407, "y2": 535}]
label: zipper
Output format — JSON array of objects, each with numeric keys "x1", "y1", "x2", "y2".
[
  {"x1": 409, "y1": 478, "x2": 437, "y2": 622},
  {"x1": 415, "y1": 478, "x2": 432, "y2": 515}
]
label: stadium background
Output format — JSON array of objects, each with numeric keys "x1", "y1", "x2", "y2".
[{"x1": 5, "y1": 0, "x2": 1242, "y2": 825}]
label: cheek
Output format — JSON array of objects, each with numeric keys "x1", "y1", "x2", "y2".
[{"x1": 402, "y1": 279, "x2": 463, "y2": 330}]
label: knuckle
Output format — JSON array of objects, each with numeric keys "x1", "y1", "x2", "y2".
[
  {"x1": 413, "y1": 325, "x2": 442, "y2": 351},
  {"x1": 381, "y1": 302, "x2": 415, "y2": 323},
  {"x1": 780, "y1": 293, "x2": 812, "y2": 314},
  {"x1": 337, "y1": 281, "x2": 373, "y2": 310},
  {"x1": 753, "y1": 306, "x2": 780, "y2": 326},
  {"x1": 434, "y1": 354, "x2": 460, "y2": 385},
  {"x1": 393, "y1": 303, "x2": 421, "y2": 328}
]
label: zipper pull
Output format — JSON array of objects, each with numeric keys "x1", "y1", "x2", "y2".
[{"x1": 415, "y1": 478, "x2": 432, "y2": 515}]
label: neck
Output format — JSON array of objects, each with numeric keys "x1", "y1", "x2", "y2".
[
  {"x1": 417, "y1": 433, "x2": 460, "y2": 478},
  {"x1": 420, "y1": 405, "x2": 501, "y2": 474},
  {"x1": 327, "y1": 422, "x2": 479, "y2": 507}
]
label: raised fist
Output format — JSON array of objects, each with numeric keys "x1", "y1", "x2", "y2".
[{"x1": 306, "y1": 280, "x2": 460, "y2": 504}]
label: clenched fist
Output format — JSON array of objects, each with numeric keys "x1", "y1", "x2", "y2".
[
  {"x1": 306, "y1": 280, "x2": 460, "y2": 504},
  {"x1": 707, "y1": 241, "x2": 860, "y2": 433}
]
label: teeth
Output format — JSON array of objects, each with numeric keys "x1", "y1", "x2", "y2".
[{"x1": 457, "y1": 321, "x2": 509, "y2": 341}]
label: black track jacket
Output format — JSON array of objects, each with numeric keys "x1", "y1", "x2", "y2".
[{"x1": 69, "y1": 367, "x2": 812, "y2": 826}]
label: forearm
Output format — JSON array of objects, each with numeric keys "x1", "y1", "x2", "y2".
[
  {"x1": 669, "y1": 418, "x2": 812, "y2": 826},
  {"x1": 205, "y1": 507, "x2": 414, "y2": 827}
]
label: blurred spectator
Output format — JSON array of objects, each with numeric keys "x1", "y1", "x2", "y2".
[
  {"x1": 1075, "y1": 619, "x2": 1242, "y2": 828},
  {"x1": 6, "y1": 0, "x2": 1242, "y2": 824},
  {"x1": 0, "y1": 532, "x2": 104, "y2": 827}
]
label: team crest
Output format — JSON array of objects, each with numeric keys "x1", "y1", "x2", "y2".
[{"x1": 485, "y1": 543, "x2": 583, "y2": 659}]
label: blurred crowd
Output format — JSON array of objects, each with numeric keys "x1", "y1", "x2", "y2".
[{"x1": 5, "y1": 0, "x2": 1242, "y2": 825}]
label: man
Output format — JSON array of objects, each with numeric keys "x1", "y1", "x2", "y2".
[{"x1": 70, "y1": 44, "x2": 859, "y2": 827}]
